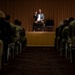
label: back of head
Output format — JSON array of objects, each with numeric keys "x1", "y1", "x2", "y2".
[
  {"x1": 0, "y1": 11, "x2": 5, "y2": 19},
  {"x1": 5, "y1": 14, "x2": 10, "y2": 21},
  {"x1": 14, "y1": 19, "x2": 19, "y2": 25},
  {"x1": 68, "y1": 17, "x2": 74, "y2": 24},
  {"x1": 63, "y1": 19, "x2": 69, "y2": 26}
]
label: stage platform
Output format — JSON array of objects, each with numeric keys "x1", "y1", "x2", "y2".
[{"x1": 26, "y1": 31, "x2": 55, "y2": 47}]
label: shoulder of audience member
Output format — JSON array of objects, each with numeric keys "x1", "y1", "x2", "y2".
[{"x1": 70, "y1": 20, "x2": 75, "y2": 26}]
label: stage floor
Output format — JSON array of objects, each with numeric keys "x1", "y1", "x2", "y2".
[{"x1": 26, "y1": 31, "x2": 55, "y2": 47}]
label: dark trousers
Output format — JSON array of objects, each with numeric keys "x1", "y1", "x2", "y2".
[{"x1": 33, "y1": 22, "x2": 44, "y2": 31}]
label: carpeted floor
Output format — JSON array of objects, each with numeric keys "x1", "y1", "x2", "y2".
[{"x1": 0, "y1": 47, "x2": 75, "y2": 75}]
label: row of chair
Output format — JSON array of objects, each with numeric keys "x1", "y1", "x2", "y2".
[
  {"x1": 55, "y1": 17, "x2": 75, "y2": 63},
  {"x1": 0, "y1": 11, "x2": 27, "y2": 70},
  {"x1": 0, "y1": 36, "x2": 27, "y2": 70}
]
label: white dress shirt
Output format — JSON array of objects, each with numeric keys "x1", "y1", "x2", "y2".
[{"x1": 37, "y1": 14, "x2": 41, "y2": 21}]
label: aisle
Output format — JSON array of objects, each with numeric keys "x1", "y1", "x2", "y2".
[{"x1": 1, "y1": 47, "x2": 75, "y2": 75}]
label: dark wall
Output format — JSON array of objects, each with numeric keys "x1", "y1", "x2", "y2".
[{"x1": 0, "y1": 0, "x2": 75, "y2": 31}]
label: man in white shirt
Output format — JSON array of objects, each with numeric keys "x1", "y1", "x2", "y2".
[
  {"x1": 35, "y1": 9, "x2": 44, "y2": 23},
  {"x1": 33, "y1": 9, "x2": 45, "y2": 31}
]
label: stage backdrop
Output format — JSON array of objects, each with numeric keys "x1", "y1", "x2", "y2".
[{"x1": 0, "y1": 0, "x2": 75, "y2": 31}]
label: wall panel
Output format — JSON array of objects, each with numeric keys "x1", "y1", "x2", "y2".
[{"x1": 0, "y1": 0, "x2": 75, "y2": 31}]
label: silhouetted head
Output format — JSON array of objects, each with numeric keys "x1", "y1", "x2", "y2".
[
  {"x1": 14, "y1": 19, "x2": 19, "y2": 25},
  {"x1": 0, "y1": 11, "x2": 5, "y2": 19},
  {"x1": 5, "y1": 14, "x2": 10, "y2": 21},
  {"x1": 63, "y1": 20, "x2": 69, "y2": 26},
  {"x1": 68, "y1": 17, "x2": 74, "y2": 24}
]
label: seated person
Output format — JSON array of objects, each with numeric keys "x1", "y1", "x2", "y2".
[
  {"x1": 33, "y1": 9, "x2": 45, "y2": 31},
  {"x1": 35, "y1": 9, "x2": 44, "y2": 23}
]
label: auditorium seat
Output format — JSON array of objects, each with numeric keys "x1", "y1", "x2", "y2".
[{"x1": 45, "y1": 20, "x2": 54, "y2": 31}]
